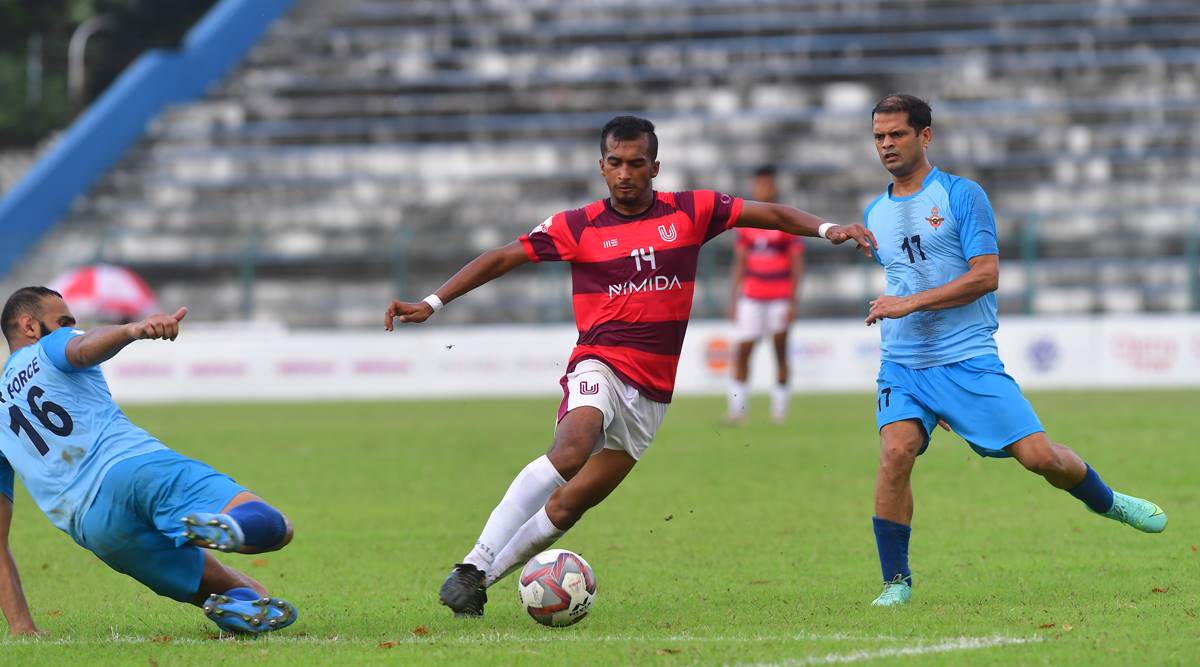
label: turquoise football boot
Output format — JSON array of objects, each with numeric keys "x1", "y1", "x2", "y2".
[
  {"x1": 1101, "y1": 492, "x2": 1167, "y2": 533},
  {"x1": 870, "y1": 575, "x2": 912, "y2": 607}
]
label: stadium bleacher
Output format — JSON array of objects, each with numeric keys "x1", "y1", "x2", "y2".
[{"x1": 6, "y1": 0, "x2": 1200, "y2": 326}]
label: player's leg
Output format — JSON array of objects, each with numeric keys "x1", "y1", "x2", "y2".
[
  {"x1": 439, "y1": 362, "x2": 612, "y2": 616},
  {"x1": 458, "y1": 379, "x2": 602, "y2": 573},
  {"x1": 194, "y1": 549, "x2": 265, "y2": 599},
  {"x1": 727, "y1": 340, "x2": 755, "y2": 422},
  {"x1": 78, "y1": 462, "x2": 296, "y2": 634},
  {"x1": 1005, "y1": 432, "x2": 1085, "y2": 488},
  {"x1": 871, "y1": 362, "x2": 938, "y2": 607},
  {"x1": 183, "y1": 491, "x2": 294, "y2": 555},
  {"x1": 872, "y1": 419, "x2": 925, "y2": 606},
  {"x1": 484, "y1": 370, "x2": 664, "y2": 588},
  {"x1": 726, "y1": 298, "x2": 760, "y2": 423},
  {"x1": 149, "y1": 452, "x2": 300, "y2": 632},
  {"x1": 937, "y1": 355, "x2": 1166, "y2": 534},
  {"x1": 77, "y1": 451, "x2": 299, "y2": 634},
  {"x1": 1007, "y1": 433, "x2": 1166, "y2": 533},
  {"x1": 439, "y1": 406, "x2": 600, "y2": 616},
  {"x1": 484, "y1": 448, "x2": 637, "y2": 586},
  {"x1": 195, "y1": 551, "x2": 298, "y2": 633},
  {"x1": 768, "y1": 301, "x2": 791, "y2": 423}
]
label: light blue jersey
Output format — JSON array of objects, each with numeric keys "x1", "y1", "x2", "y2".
[
  {"x1": 864, "y1": 167, "x2": 1000, "y2": 368},
  {"x1": 0, "y1": 328, "x2": 164, "y2": 539}
]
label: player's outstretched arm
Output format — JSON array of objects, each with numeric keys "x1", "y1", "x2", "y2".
[
  {"x1": 865, "y1": 254, "x2": 999, "y2": 325},
  {"x1": 736, "y1": 201, "x2": 877, "y2": 258},
  {"x1": 64, "y1": 308, "x2": 188, "y2": 368},
  {"x1": 0, "y1": 497, "x2": 40, "y2": 636},
  {"x1": 385, "y1": 241, "x2": 531, "y2": 329}
]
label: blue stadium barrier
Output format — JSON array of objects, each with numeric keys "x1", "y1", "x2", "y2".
[{"x1": 0, "y1": 0, "x2": 294, "y2": 279}]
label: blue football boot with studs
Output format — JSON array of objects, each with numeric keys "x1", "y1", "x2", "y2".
[
  {"x1": 182, "y1": 512, "x2": 245, "y2": 552},
  {"x1": 203, "y1": 590, "x2": 298, "y2": 634}
]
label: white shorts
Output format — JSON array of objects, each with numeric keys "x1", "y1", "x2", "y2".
[
  {"x1": 557, "y1": 360, "x2": 668, "y2": 461},
  {"x1": 733, "y1": 297, "x2": 791, "y2": 343}
]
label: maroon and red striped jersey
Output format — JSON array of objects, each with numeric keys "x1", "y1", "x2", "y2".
[
  {"x1": 519, "y1": 190, "x2": 743, "y2": 403},
  {"x1": 736, "y1": 227, "x2": 804, "y2": 301}
]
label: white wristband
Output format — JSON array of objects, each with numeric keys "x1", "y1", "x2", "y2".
[
  {"x1": 817, "y1": 222, "x2": 837, "y2": 239},
  {"x1": 422, "y1": 294, "x2": 444, "y2": 312}
]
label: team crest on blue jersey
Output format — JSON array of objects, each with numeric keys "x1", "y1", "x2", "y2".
[{"x1": 926, "y1": 207, "x2": 944, "y2": 229}]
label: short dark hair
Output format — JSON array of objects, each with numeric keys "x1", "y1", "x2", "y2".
[
  {"x1": 872, "y1": 94, "x2": 932, "y2": 132},
  {"x1": 600, "y1": 115, "x2": 658, "y2": 160},
  {"x1": 753, "y1": 164, "x2": 777, "y2": 178},
  {"x1": 2, "y1": 286, "x2": 61, "y2": 342}
]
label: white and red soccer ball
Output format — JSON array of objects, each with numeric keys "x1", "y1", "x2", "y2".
[{"x1": 517, "y1": 549, "x2": 596, "y2": 627}]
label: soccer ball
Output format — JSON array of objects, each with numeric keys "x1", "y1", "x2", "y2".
[{"x1": 517, "y1": 548, "x2": 596, "y2": 627}]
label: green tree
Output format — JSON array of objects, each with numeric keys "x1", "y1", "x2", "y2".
[{"x1": 0, "y1": 0, "x2": 215, "y2": 147}]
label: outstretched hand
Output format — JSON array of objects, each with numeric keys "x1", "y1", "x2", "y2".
[
  {"x1": 125, "y1": 307, "x2": 187, "y2": 341},
  {"x1": 385, "y1": 300, "x2": 435, "y2": 330},
  {"x1": 827, "y1": 223, "x2": 877, "y2": 258}
]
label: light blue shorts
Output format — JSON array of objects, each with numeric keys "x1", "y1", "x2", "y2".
[
  {"x1": 875, "y1": 354, "x2": 1044, "y2": 458},
  {"x1": 77, "y1": 450, "x2": 245, "y2": 602}
]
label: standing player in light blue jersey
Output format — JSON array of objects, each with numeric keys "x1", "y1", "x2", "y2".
[
  {"x1": 0, "y1": 287, "x2": 298, "y2": 635},
  {"x1": 860, "y1": 95, "x2": 1166, "y2": 607}
]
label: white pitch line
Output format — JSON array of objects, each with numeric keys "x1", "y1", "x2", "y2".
[
  {"x1": 7, "y1": 630, "x2": 1044, "y2": 655},
  {"x1": 736, "y1": 635, "x2": 1042, "y2": 666},
  {"x1": 7, "y1": 631, "x2": 919, "y2": 647}
]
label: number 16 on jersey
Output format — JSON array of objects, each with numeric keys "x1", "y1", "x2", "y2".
[{"x1": 7, "y1": 385, "x2": 74, "y2": 456}]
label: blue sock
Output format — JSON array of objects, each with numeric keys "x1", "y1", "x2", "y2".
[
  {"x1": 1067, "y1": 464, "x2": 1114, "y2": 513},
  {"x1": 224, "y1": 586, "x2": 258, "y2": 601},
  {"x1": 872, "y1": 516, "x2": 912, "y2": 585},
  {"x1": 227, "y1": 501, "x2": 289, "y2": 549}
]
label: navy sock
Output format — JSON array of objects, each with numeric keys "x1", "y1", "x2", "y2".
[
  {"x1": 227, "y1": 501, "x2": 289, "y2": 549},
  {"x1": 1067, "y1": 464, "x2": 1114, "y2": 513},
  {"x1": 872, "y1": 516, "x2": 912, "y2": 585},
  {"x1": 224, "y1": 586, "x2": 258, "y2": 601}
]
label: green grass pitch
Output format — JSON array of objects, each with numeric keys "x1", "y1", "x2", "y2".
[{"x1": 1, "y1": 390, "x2": 1196, "y2": 665}]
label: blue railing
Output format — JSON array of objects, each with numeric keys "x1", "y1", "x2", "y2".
[{"x1": 0, "y1": 0, "x2": 293, "y2": 278}]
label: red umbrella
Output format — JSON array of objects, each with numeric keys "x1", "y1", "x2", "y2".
[{"x1": 48, "y1": 264, "x2": 159, "y2": 321}]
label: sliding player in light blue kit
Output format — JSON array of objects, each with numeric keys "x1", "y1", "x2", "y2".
[
  {"x1": 0, "y1": 286, "x2": 297, "y2": 635},
  {"x1": 862, "y1": 95, "x2": 1166, "y2": 606}
]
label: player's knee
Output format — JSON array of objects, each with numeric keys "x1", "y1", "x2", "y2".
[
  {"x1": 547, "y1": 444, "x2": 590, "y2": 480},
  {"x1": 880, "y1": 440, "x2": 919, "y2": 467},
  {"x1": 544, "y1": 494, "x2": 584, "y2": 531},
  {"x1": 228, "y1": 501, "x2": 291, "y2": 551}
]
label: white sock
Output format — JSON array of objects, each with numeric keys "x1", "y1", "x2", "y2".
[
  {"x1": 484, "y1": 507, "x2": 565, "y2": 587},
  {"x1": 461, "y1": 456, "x2": 565, "y2": 570},
  {"x1": 728, "y1": 380, "x2": 748, "y2": 417},
  {"x1": 771, "y1": 384, "x2": 789, "y2": 421}
]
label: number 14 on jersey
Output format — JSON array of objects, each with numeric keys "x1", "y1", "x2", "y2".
[{"x1": 630, "y1": 246, "x2": 656, "y2": 271}]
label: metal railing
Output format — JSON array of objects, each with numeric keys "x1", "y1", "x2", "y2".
[{"x1": 77, "y1": 209, "x2": 1200, "y2": 326}]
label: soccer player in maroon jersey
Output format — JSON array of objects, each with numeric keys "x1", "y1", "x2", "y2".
[
  {"x1": 726, "y1": 165, "x2": 806, "y2": 424},
  {"x1": 384, "y1": 116, "x2": 876, "y2": 617}
]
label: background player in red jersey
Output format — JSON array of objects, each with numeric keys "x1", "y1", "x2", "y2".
[
  {"x1": 726, "y1": 165, "x2": 806, "y2": 424},
  {"x1": 384, "y1": 116, "x2": 876, "y2": 618}
]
